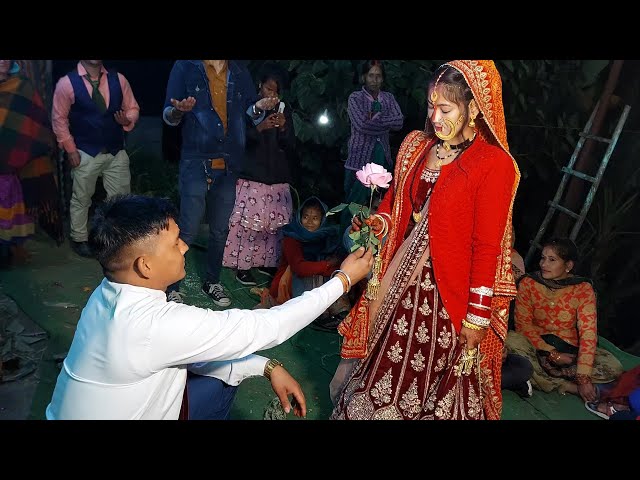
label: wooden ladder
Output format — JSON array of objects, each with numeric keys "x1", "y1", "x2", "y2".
[{"x1": 524, "y1": 101, "x2": 631, "y2": 265}]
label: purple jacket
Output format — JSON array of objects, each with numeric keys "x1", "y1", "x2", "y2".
[{"x1": 345, "y1": 88, "x2": 404, "y2": 171}]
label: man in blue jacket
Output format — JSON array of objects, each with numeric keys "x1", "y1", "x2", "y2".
[{"x1": 163, "y1": 60, "x2": 279, "y2": 307}]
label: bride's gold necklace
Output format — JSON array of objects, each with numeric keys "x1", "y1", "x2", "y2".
[
  {"x1": 434, "y1": 131, "x2": 477, "y2": 168},
  {"x1": 435, "y1": 142, "x2": 460, "y2": 169}
]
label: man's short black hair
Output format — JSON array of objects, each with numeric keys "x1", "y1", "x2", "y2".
[{"x1": 89, "y1": 194, "x2": 178, "y2": 273}]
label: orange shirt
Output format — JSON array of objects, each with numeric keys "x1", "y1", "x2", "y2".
[
  {"x1": 204, "y1": 61, "x2": 228, "y2": 134},
  {"x1": 514, "y1": 276, "x2": 598, "y2": 376}
]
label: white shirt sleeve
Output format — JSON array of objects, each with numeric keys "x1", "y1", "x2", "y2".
[
  {"x1": 148, "y1": 277, "x2": 344, "y2": 372},
  {"x1": 187, "y1": 354, "x2": 269, "y2": 386}
]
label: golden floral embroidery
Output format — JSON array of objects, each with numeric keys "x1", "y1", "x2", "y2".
[
  {"x1": 346, "y1": 392, "x2": 374, "y2": 420},
  {"x1": 399, "y1": 378, "x2": 421, "y2": 417},
  {"x1": 435, "y1": 353, "x2": 447, "y2": 372},
  {"x1": 411, "y1": 350, "x2": 426, "y2": 372},
  {"x1": 393, "y1": 315, "x2": 409, "y2": 336},
  {"x1": 401, "y1": 293, "x2": 414, "y2": 309},
  {"x1": 372, "y1": 405, "x2": 403, "y2": 420},
  {"x1": 387, "y1": 341, "x2": 403, "y2": 363},
  {"x1": 435, "y1": 389, "x2": 455, "y2": 419},
  {"x1": 415, "y1": 321, "x2": 430, "y2": 343},
  {"x1": 438, "y1": 307, "x2": 450, "y2": 320},
  {"x1": 438, "y1": 327, "x2": 452, "y2": 349},
  {"x1": 371, "y1": 368, "x2": 394, "y2": 406},
  {"x1": 466, "y1": 384, "x2": 482, "y2": 419},
  {"x1": 418, "y1": 297, "x2": 432, "y2": 316},
  {"x1": 420, "y1": 272, "x2": 435, "y2": 291},
  {"x1": 424, "y1": 383, "x2": 438, "y2": 411}
]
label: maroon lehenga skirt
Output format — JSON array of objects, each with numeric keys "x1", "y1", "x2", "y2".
[{"x1": 331, "y1": 258, "x2": 484, "y2": 420}]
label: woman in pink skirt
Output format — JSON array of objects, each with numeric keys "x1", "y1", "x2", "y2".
[{"x1": 222, "y1": 65, "x2": 296, "y2": 285}]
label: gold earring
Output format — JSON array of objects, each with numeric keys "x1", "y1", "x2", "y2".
[{"x1": 469, "y1": 116, "x2": 476, "y2": 128}]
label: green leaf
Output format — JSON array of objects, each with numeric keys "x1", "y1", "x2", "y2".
[
  {"x1": 348, "y1": 230, "x2": 361, "y2": 241},
  {"x1": 350, "y1": 243, "x2": 361, "y2": 253},
  {"x1": 348, "y1": 202, "x2": 366, "y2": 217},
  {"x1": 369, "y1": 235, "x2": 380, "y2": 246},
  {"x1": 326, "y1": 203, "x2": 349, "y2": 216},
  {"x1": 312, "y1": 60, "x2": 328, "y2": 75}
]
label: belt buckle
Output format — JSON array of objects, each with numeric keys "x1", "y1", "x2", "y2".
[{"x1": 210, "y1": 158, "x2": 226, "y2": 170}]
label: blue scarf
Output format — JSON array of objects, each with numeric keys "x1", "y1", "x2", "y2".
[{"x1": 281, "y1": 196, "x2": 340, "y2": 261}]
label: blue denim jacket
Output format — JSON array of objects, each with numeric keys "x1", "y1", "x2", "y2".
[{"x1": 163, "y1": 60, "x2": 258, "y2": 174}]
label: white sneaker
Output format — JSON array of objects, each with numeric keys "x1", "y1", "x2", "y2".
[{"x1": 167, "y1": 291, "x2": 185, "y2": 303}]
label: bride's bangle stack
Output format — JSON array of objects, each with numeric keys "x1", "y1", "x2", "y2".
[
  {"x1": 371, "y1": 214, "x2": 389, "y2": 239},
  {"x1": 463, "y1": 286, "x2": 493, "y2": 329}
]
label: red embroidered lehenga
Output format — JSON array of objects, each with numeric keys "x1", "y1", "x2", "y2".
[{"x1": 331, "y1": 60, "x2": 520, "y2": 420}]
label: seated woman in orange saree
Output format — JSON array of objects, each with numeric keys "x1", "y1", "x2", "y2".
[{"x1": 330, "y1": 60, "x2": 520, "y2": 420}]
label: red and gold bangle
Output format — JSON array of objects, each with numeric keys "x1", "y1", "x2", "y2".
[
  {"x1": 464, "y1": 312, "x2": 491, "y2": 328},
  {"x1": 371, "y1": 214, "x2": 388, "y2": 238},
  {"x1": 331, "y1": 269, "x2": 352, "y2": 293},
  {"x1": 462, "y1": 319, "x2": 486, "y2": 331},
  {"x1": 467, "y1": 304, "x2": 492, "y2": 320},
  {"x1": 469, "y1": 292, "x2": 493, "y2": 309}
]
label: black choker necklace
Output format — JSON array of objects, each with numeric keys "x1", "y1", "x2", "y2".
[
  {"x1": 442, "y1": 138, "x2": 472, "y2": 150},
  {"x1": 440, "y1": 131, "x2": 478, "y2": 152}
]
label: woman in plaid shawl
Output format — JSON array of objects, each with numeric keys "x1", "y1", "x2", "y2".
[{"x1": 0, "y1": 60, "x2": 63, "y2": 266}]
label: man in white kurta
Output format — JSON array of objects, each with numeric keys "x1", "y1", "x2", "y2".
[
  {"x1": 46, "y1": 194, "x2": 372, "y2": 420},
  {"x1": 46, "y1": 276, "x2": 344, "y2": 419}
]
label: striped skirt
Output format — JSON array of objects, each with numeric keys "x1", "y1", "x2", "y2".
[{"x1": 0, "y1": 175, "x2": 34, "y2": 245}]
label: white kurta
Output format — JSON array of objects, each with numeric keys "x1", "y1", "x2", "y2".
[{"x1": 46, "y1": 277, "x2": 343, "y2": 419}]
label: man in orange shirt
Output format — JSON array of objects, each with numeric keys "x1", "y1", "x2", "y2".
[
  {"x1": 162, "y1": 60, "x2": 278, "y2": 308},
  {"x1": 52, "y1": 60, "x2": 139, "y2": 258}
]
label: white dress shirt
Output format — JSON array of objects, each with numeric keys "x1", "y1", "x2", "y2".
[{"x1": 46, "y1": 277, "x2": 343, "y2": 419}]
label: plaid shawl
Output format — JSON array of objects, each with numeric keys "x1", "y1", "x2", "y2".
[{"x1": 0, "y1": 75, "x2": 63, "y2": 244}]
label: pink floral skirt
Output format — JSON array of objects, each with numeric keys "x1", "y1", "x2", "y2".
[{"x1": 222, "y1": 180, "x2": 292, "y2": 270}]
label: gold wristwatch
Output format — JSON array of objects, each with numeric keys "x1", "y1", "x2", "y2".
[{"x1": 263, "y1": 358, "x2": 284, "y2": 381}]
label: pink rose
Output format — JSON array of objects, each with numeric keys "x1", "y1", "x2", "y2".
[{"x1": 355, "y1": 163, "x2": 392, "y2": 189}]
